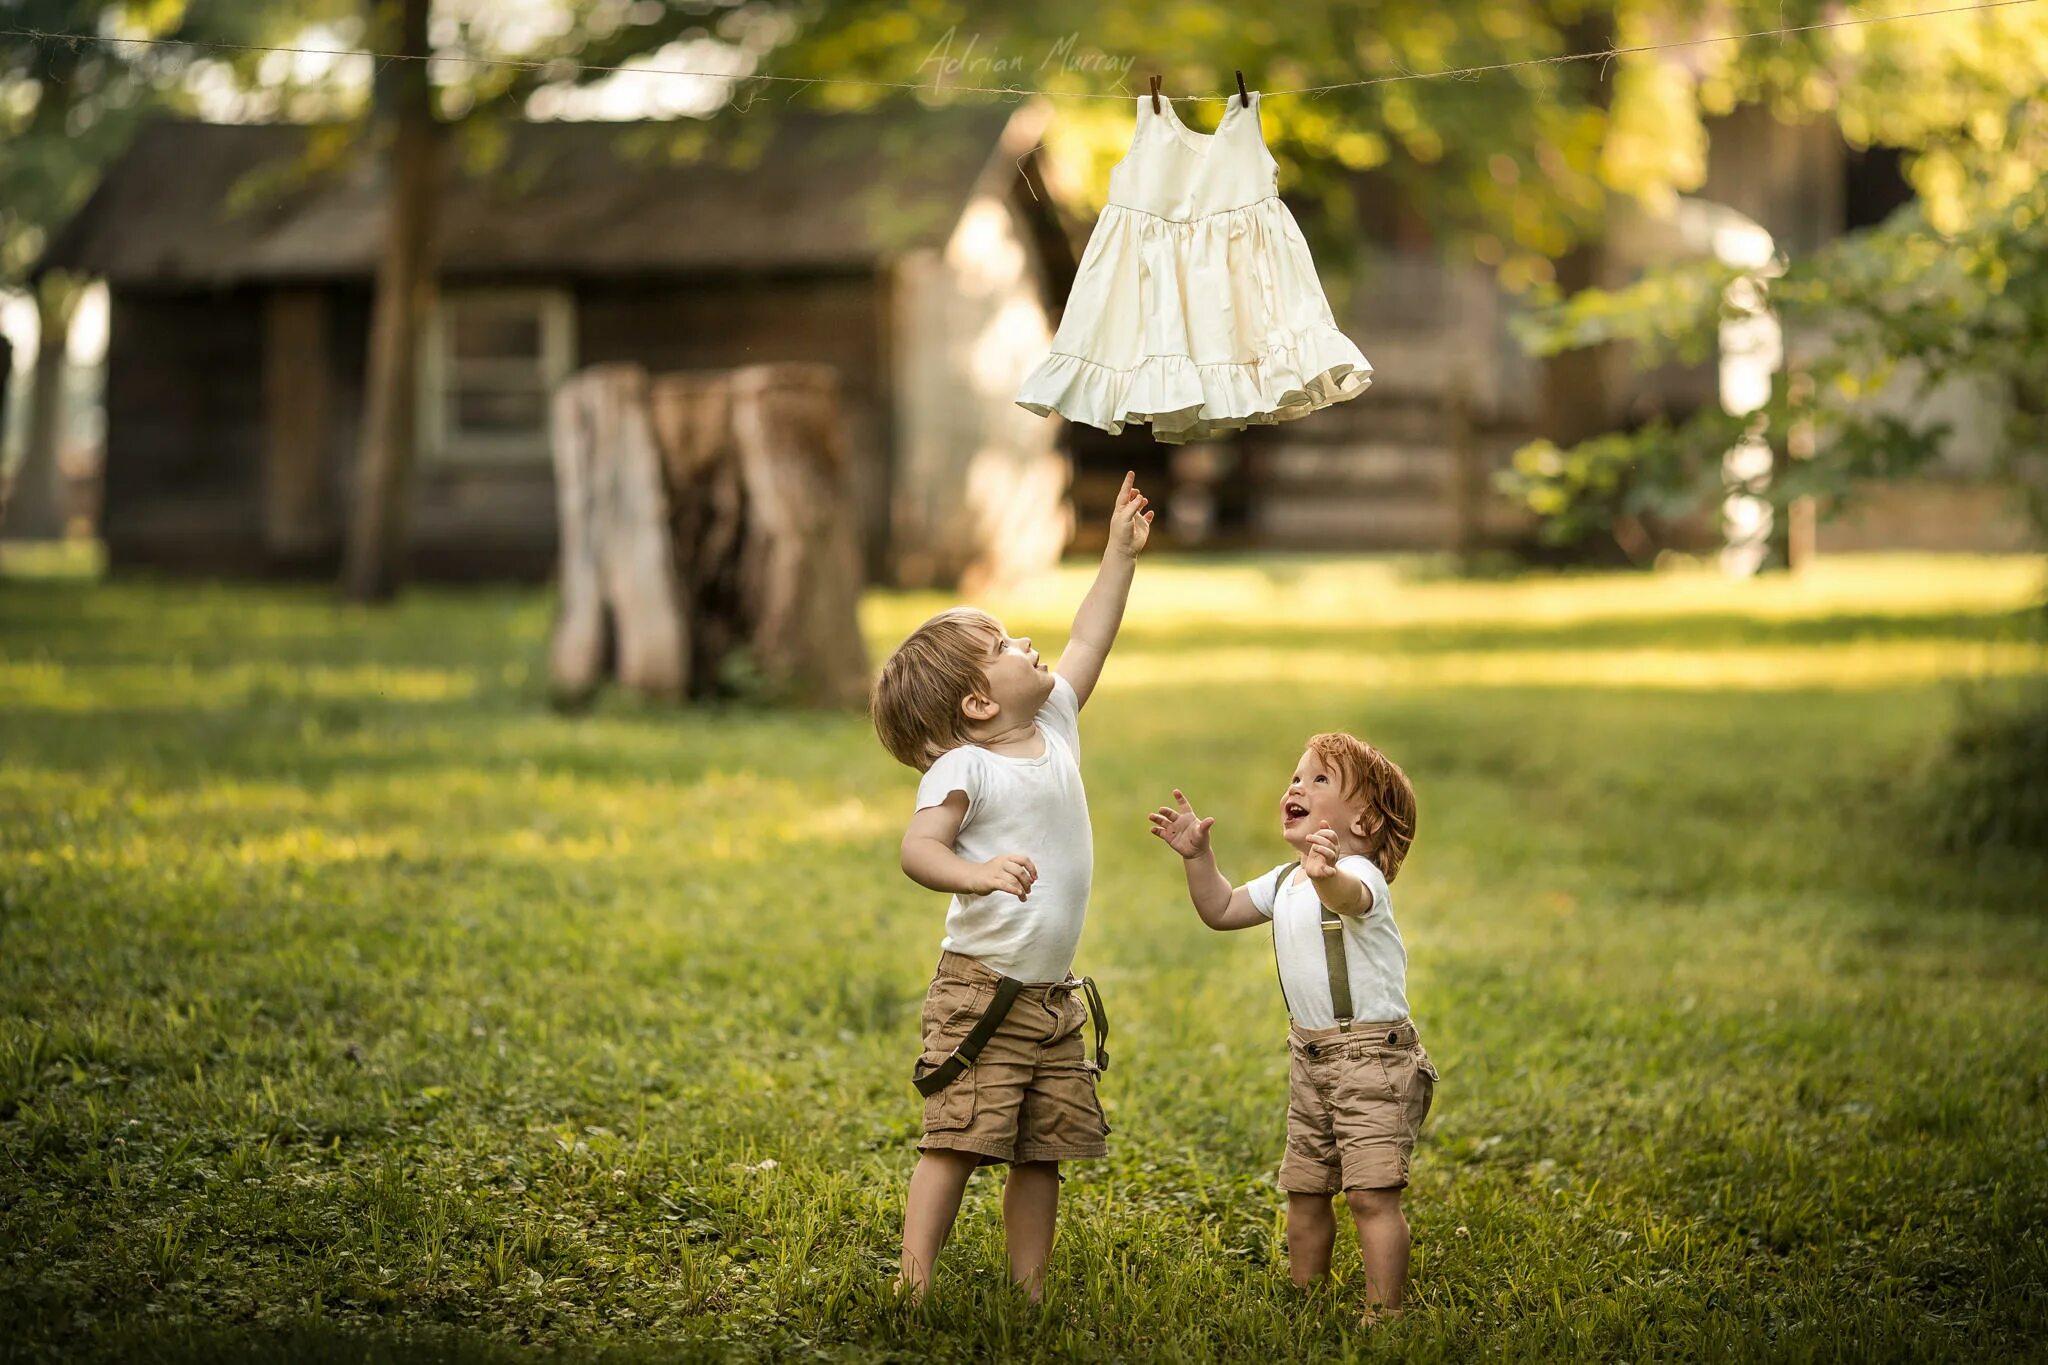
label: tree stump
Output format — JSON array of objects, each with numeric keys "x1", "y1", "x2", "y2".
[
  {"x1": 647, "y1": 372, "x2": 745, "y2": 699},
  {"x1": 728, "y1": 364, "x2": 871, "y2": 708},
  {"x1": 549, "y1": 364, "x2": 689, "y2": 704},
  {"x1": 549, "y1": 361, "x2": 869, "y2": 708}
]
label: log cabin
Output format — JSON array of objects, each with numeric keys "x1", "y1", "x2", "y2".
[{"x1": 37, "y1": 104, "x2": 1078, "y2": 587}]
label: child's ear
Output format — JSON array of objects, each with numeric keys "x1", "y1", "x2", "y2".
[
  {"x1": 961, "y1": 690, "x2": 999, "y2": 723},
  {"x1": 1348, "y1": 808, "x2": 1373, "y2": 843}
]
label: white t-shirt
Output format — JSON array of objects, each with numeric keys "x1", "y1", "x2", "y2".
[
  {"x1": 1249, "y1": 854, "x2": 1409, "y2": 1029},
  {"x1": 912, "y1": 673, "x2": 1092, "y2": 983}
]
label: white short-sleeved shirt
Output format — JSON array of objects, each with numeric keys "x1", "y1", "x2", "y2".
[
  {"x1": 1249, "y1": 854, "x2": 1409, "y2": 1028},
  {"x1": 912, "y1": 673, "x2": 1092, "y2": 983}
]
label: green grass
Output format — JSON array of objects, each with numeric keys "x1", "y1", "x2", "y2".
[{"x1": 2, "y1": 554, "x2": 2045, "y2": 1362}]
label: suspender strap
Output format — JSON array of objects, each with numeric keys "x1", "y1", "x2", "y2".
[
  {"x1": 1271, "y1": 863, "x2": 1297, "y2": 1016},
  {"x1": 913, "y1": 975, "x2": 1025, "y2": 1097},
  {"x1": 1321, "y1": 913, "x2": 1354, "y2": 1028},
  {"x1": 1080, "y1": 975, "x2": 1111, "y2": 1074},
  {"x1": 1269, "y1": 861, "x2": 1355, "y2": 1031}
]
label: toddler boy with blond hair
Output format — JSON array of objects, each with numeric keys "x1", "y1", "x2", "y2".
[{"x1": 871, "y1": 473, "x2": 1152, "y2": 1302}]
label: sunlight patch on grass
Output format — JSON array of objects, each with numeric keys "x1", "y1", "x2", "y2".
[
  {"x1": 1100, "y1": 639, "x2": 2048, "y2": 692},
  {"x1": 0, "y1": 660, "x2": 481, "y2": 711},
  {"x1": 864, "y1": 553, "x2": 2048, "y2": 642}
]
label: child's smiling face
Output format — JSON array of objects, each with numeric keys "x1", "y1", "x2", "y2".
[
  {"x1": 973, "y1": 618, "x2": 1055, "y2": 720},
  {"x1": 1280, "y1": 748, "x2": 1364, "y2": 850}
]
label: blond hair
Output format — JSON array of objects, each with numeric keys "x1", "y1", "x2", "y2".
[
  {"x1": 1306, "y1": 732, "x2": 1417, "y2": 881},
  {"x1": 872, "y1": 608, "x2": 1002, "y2": 770}
]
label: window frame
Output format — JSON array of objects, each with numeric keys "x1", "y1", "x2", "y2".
[{"x1": 419, "y1": 287, "x2": 576, "y2": 466}]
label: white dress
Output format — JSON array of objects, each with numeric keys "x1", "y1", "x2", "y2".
[{"x1": 1015, "y1": 91, "x2": 1372, "y2": 444}]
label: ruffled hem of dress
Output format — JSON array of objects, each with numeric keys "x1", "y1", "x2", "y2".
[{"x1": 1014, "y1": 324, "x2": 1373, "y2": 444}]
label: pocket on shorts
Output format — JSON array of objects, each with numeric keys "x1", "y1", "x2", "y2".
[
  {"x1": 1411, "y1": 1049, "x2": 1439, "y2": 1127},
  {"x1": 927, "y1": 980, "x2": 993, "y2": 1037},
  {"x1": 1335, "y1": 1046, "x2": 1401, "y2": 1106},
  {"x1": 914, "y1": 1050, "x2": 979, "y2": 1133}
]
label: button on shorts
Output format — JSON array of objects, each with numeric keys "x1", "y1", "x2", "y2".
[{"x1": 1280, "y1": 1017, "x2": 1438, "y2": 1193}]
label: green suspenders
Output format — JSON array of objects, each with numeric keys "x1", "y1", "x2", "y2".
[
  {"x1": 1270, "y1": 861, "x2": 1355, "y2": 1031},
  {"x1": 913, "y1": 974, "x2": 1111, "y2": 1098},
  {"x1": 913, "y1": 976, "x2": 1024, "y2": 1097}
]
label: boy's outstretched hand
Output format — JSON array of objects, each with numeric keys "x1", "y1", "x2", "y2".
[
  {"x1": 1303, "y1": 822, "x2": 1342, "y2": 879},
  {"x1": 1149, "y1": 789, "x2": 1215, "y2": 859},
  {"x1": 1108, "y1": 470, "x2": 1154, "y2": 559}
]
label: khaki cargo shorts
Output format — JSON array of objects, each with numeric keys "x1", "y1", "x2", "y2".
[
  {"x1": 1281, "y1": 1017, "x2": 1439, "y2": 1194},
  {"x1": 912, "y1": 951, "x2": 1109, "y2": 1166}
]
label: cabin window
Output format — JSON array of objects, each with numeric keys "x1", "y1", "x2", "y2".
[{"x1": 422, "y1": 289, "x2": 575, "y2": 463}]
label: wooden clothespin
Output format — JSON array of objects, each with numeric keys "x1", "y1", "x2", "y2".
[
  {"x1": 1235, "y1": 70, "x2": 1249, "y2": 108},
  {"x1": 1149, "y1": 75, "x2": 1161, "y2": 113}
]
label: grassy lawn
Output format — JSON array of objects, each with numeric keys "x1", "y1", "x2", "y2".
[{"x1": 2, "y1": 554, "x2": 2045, "y2": 1362}]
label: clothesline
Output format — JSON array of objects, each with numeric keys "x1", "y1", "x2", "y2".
[{"x1": 0, "y1": 0, "x2": 2038, "y2": 105}]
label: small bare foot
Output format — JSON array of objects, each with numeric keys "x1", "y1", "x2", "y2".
[
  {"x1": 891, "y1": 1275, "x2": 927, "y2": 1307},
  {"x1": 1360, "y1": 1302, "x2": 1404, "y2": 1327}
]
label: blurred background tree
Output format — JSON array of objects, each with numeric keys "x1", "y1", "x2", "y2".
[
  {"x1": 1505, "y1": 1, "x2": 2048, "y2": 560},
  {"x1": 1, "y1": 1, "x2": 177, "y2": 538},
  {"x1": 0, "y1": 0, "x2": 355, "y2": 537}
]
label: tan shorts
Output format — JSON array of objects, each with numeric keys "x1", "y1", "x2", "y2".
[
  {"x1": 912, "y1": 951, "x2": 1109, "y2": 1166},
  {"x1": 1280, "y1": 1018, "x2": 1438, "y2": 1194}
]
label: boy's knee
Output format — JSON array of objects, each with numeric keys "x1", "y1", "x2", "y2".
[{"x1": 1346, "y1": 1187, "x2": 1405, "y2": 1220}]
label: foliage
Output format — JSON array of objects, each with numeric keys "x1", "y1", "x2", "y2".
[
  {"x1": 2, "y1": 558, "x2": 2046, "y2": 1360},
  {"x1": 1929, "y1": 672, "x2": 2048, "y2": 856},
  {"x1": 1, "y1": 2, "x2": 155, "y2": 284},
  {"x1": 0, "y1": 3, "x2": 374, "y2": 286},
  {"x1": 1503, "y1": 14, "x2": 2048, "y2": 551}
]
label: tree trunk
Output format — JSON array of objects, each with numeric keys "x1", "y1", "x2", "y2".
[
  {"x1": 0, "y1": 334, "x2": 11, "y2": 477},
  {"x1": 648, "y1": 372, "x2": 746, "y2": 697},
  {"x1": 547, "y1": 363, "x2": 868, "y2": 708},
  {"x1": 341, "y1": 0, "x2": 440, "y2": 602},
  {"x1": 552, "y1": 366, "x2": 688, "y2": 702},
  {"x1": 1540, "y1": 246, "x2": 1612, "y2": 451},
  {"x1": 729, "y1": 364, "x2": 870, "y2": 707},
  {"x1": 3, "y1": 280, "x2": 79, "y2": 540}
]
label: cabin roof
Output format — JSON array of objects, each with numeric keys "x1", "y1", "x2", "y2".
[{"x1": 41, "y1": 105, "x2": 1044, "y2": 284}]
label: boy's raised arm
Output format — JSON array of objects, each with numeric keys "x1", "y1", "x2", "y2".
[
  {"x1": 1056, "y1": 471, "x2": 1152, "y2": 709},
  {"x1": 1150, "y1": 788, "x2": 1266, "y2": 931}
]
